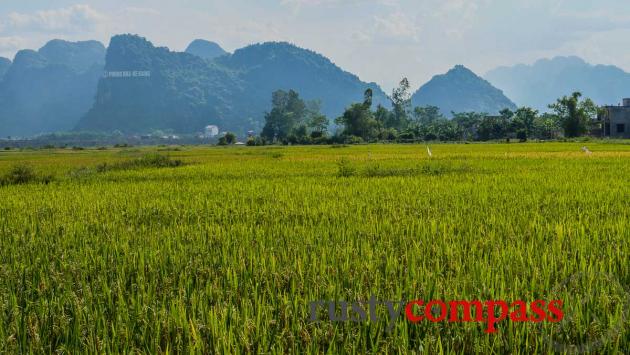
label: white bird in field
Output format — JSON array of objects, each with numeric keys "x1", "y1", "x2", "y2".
[
  {"x1": 426, "y1": 146, "x2": 433, "y2": 158},
  {"x1": 581, "y1": 146, "x2": 592, "y2": 155}
]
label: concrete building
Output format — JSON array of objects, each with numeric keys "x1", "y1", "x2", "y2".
[{"x1": 598, "y1": 99, "x2": 630, "y2": 138}]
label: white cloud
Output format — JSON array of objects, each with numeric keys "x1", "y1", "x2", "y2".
[
  {"x1": 373, "y1": 11, "x2": 421, "y2": 42},
  {"x1": 280, "y1": 0, "x2": 338, "y2": 5},
  {"x1": 123, "y1": 7, "x2": 161, "y2": 17},
  {"x1": 279, "y1": 0, "x2": 371, "y2": 6},
  {"x1": 0, "y1": 36, "x2": 26, "y2": 57},
  {"x1": 430, "y1": 0, "x2": 487, "y2": 39},
  {"x1": 0, "y1": 4, "x2": 161, "y2": 57},
  {"x1": 3, "y1": 0, "x2": 630, "y2": 90},
  {"x1": 5, "y1": 4, "x2": 108, "y2": 34}
]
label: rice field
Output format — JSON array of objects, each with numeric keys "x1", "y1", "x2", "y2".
[{"x1": 0, "y1": 142, "x2": 629, "y2": 354}]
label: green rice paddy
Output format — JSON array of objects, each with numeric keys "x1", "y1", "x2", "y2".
[{"x1": 0, "y1": 142, "x2": 628, "y2": 353}]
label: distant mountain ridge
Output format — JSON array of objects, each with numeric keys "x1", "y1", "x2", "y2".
[
  {"x1": 76, "y1": 35, "x2": 240, "y2": 133},
  {"x1": 77, "y1": 35, "x2": 390, "y2": 134},
  {"x1": 8, "y1": 36, "x2": 627, "y2": 137},
  {"x1": 0, "y1": 57, "x2": 11, "y2": 80},
  {"x1": 485, "y1": 56, "x2": 630, "y2": 111},
  {"x1": 215, "y1": 41, "x2": 389, "y2": 125},
  {"x1": 185, "y1": 39, "x2": 228, "y2": 60},
  {"x1": 38, "y1": 40, "x2": 106, "y2": 72},
  {"x1": 412, "y1": 65, "x2": 516, "y2": 116},
  {"x1": 0, "y1": 40, "x2": 105, "y2": 137}
]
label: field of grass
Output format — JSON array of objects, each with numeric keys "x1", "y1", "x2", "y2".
[{"x1": 0, "y1": 142, "x2": 629, "y2": 353}]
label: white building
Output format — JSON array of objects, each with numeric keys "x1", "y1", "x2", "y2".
[{"x1": 204, "y1": 125, "x2": 220, "y2": 138}]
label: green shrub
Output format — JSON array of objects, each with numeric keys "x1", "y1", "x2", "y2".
[
  {"x1": 225, "y1": 132, "x2": 237, "y2": 144},
  {"x1": 336, "y1": 158, "x2": 356, "y2": 177},
  {"x1": 135, "y1": 154, "x2": 183, "y2": 168},
  {"x1": 3, "y1": 165, "x2": 36, "y2": 184},
  {"x1": 345, "y1": 136, "x2": 364, "y2": 144},
  {"x1": 96, "y1": 154, "x2": 184, "y2": 173},
  {"x1": 0, "y1": 164, "x2": 54, "y2": 186},
  {"x1": 362, "y1": 164, "x2": 410, "y2": 177}
]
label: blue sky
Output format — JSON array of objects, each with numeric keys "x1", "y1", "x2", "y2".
[{"x1": 2, "y1": 0, "x2": 630, "y2": 91}]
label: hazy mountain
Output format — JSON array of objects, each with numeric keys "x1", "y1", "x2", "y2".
[
  {"x1": 38, "y1": 40, "x2": 106, "y2": 72},
  {"x1": 78, "y1": 35, "x2": 389, "y2": 134},
  {"x1": 0, "y1": 57, "x2": 11, "y2": 80},
  {"x1": 77, "y1": 35, "x2": 240, "y2": 133},
  {"x1": 185, "y1": 39, "x2": 227, "y2": 60},
  {"x1": 412, "y1": 65, "x2": 516, "y2": 116},
  {"x1": 485, "y1": 56, "x2": 630, "y2": 111},
  {"x1": 216, "y1": 41, "x2": 389, "y2": 124},
  {"x1": 0, "y1": 40, "x2": 105, "y2": 137}
]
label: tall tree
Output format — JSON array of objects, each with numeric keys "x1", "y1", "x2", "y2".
[
  {"x1": 478, "y1": 115, "x2": 509, "y2": 141},
  {"x1": 512, "y1": 107, "x2": 539, "y2": 141},
  {"x1": 305, "y1": 99, "x2": 329, "y2": 137},
  {"x1": 308, "y1": 114, "x2": 329, "y2": 137},
  {"x1": 548, "y1": 92, "x2": 598, "y2": 138},
  {"x1": 452, "y1": 112, "x2": 484, "y2": 140},
  {"x1": 533, "y1": 113, "x2": 562, "y2": 139},
  {"x1": 364, "y1": 88, "x2": 373, "y2": 109},
  {"x1": 499, "y1": 108, "x2": 514, "y2": 123},
  {"x1": 261, "y1": 90, "x2": 307, "y2": 141},
  {"x1": 336, "y1": 88, "x2": 377, "y2": 140},
  {"x1": 389, "y1": 78, "x2": 412, "y2": 130},
  {"x1": 413, "y1": 105, "x2": 443, "y2": 126},
  {"x1": 374, "y1": 104, "x2": 391, "y2": 129}
]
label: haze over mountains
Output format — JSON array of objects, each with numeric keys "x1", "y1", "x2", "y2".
[
  {"x1": 485, "y1": 56, "x2": 630, "y2": 112},
  {"x1": 0, "y1": 40, "x2": 105, "y2": 137},
  {"x1": 1, "y1": 33, "x2": 629, "y2": 137},
  {"x1": 412, "y1": 65, "x2": 516, "y2": 116},
  {"x1": 0, "y1": 58, "x2": 11, "y2": 80},
  {"x1": 76, "y1": 35, "x2": 390, "y2": 134},
  {"x1": 75, "y1": 35, "x2": 241, "y2": 134},
  {"x1": 185, "y1": 40, "x2": 228, "y2": 60}
]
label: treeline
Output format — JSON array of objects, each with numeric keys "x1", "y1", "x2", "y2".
[{"x1": 250, "y1": 79, "x2": 600, "y2": 145}]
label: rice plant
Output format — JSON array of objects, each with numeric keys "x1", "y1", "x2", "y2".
[{"x1": 0, "y1": 143, "x2": 628, "y2": 353}]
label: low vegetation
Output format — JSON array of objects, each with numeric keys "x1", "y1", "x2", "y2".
[
  {"x1": 0, "y1": 164, "x2": 53, "y2": 186},
  {"x1": 0, "y1": 143, "x2": 628, "y2": 353},
  {"x1": 95, "y1": 153, "x2": 184, "y2": 173},
  {"x1": 338, "y1": 157, "x2": 475, "y2": 178}
]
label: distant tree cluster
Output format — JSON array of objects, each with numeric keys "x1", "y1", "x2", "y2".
[
  {"x1": 218, "y1": 132, "x2": 237, "y2": 145},
  {"x1": 258, "y1": 82, "x2": 601, "y2": 145},
  {"x1": 259, "y1": 90, "x2": 329, "y2": 144}
]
